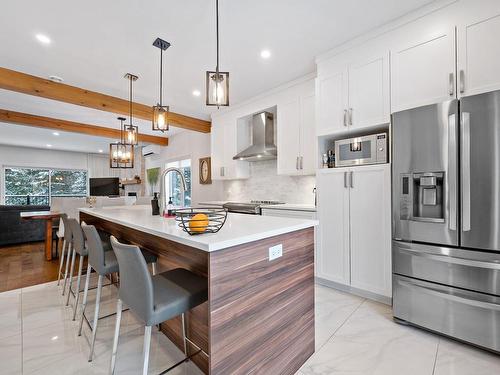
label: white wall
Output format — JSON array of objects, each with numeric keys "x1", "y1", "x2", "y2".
[
  {"x1": 144, "y1": 131, "x2": 224, "y2": 206},
  {"x1": 0, "y1": 144, "x2": 144, "y2": 203}
]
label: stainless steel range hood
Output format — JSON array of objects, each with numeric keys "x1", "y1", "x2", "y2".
[{"x1": 233, "y1": 111, "x2": 276, "y2": 161}]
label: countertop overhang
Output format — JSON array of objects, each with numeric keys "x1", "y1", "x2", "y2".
[{"x1": 79, "y1": 206, "x2": 317, "y2": 252}]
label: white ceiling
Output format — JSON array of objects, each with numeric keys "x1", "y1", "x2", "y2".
[
  {"x1": 0, "y1": 0, "x2": 436, "y2": 149},
  {"x1": 0, "y1": 122, "x2": 118, "y2": 154}
]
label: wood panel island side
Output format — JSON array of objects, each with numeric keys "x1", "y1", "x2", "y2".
[{"x1": 79, "y1": 206, "x2": 317, "y2": 375}]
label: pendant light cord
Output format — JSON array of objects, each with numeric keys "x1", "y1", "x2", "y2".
[
  {"x1": 129, "y1": 76, "x2": 133, "y2": 125},
  {"x1": 159, "y1": 49, "x2": 163, "y2": 105}
]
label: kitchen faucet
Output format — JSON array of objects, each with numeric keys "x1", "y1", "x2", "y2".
[{"x1": 158, "y1": 167, "x2": 187, "y2": 215}]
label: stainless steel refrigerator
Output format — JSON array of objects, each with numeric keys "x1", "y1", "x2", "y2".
[{"x1": 392, "y1": 90, "x2": 500, "y2": 353}]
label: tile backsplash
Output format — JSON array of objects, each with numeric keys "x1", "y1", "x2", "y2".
[{"x1": 223, "y1": 160, "x2": 316, "y2": 204}]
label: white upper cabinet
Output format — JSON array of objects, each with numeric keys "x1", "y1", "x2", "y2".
[
  {"x1": 316, "y1": 52, "x2": 390, "y2": 136},
  {"x1": 349, "y1": 164, "x2": 391, "y2": 297},
  {"x1": 457, "y1": 13, "x2": 500, "y2": 97},
  {"x1": 348, "y1": 53, "x2": 390, "y2": 130},
  {"x1": 277, "y1": 99, "x2": 301, "y2": 175},
  {"x1": 277, "y1": 92, "x2": 316, "y2": 176},
  {"x1": 299, "y1": 93, "x2": 316, "y2": 174},
  {"x1": 391, "y1": 28, "x2": 456, "y2": 112},
  {"x1": 210, "y1": 121, "x2": 250, "y2": 180},
  {"x1": 316, "y1": 69, "x2": 348, "y2": 136}
]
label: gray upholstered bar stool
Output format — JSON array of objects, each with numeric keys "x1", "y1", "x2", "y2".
[
  {"x1": 109, "y1": 236, "x2": 208, "y2": 375},
  {"x1": 64, "y1": 218, "x2": 90, "y2": 313},
  {"x1": 79, "y1": 224, "x2": 158, "y2": 362}
]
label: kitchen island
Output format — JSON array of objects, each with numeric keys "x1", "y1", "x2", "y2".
[{"x1": 79, "y1": 205, "x2": 317, "y2": 375}]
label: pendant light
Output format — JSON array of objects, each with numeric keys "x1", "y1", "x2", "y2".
[
  {"x1": 124, "y1": 73, "x2": 139, "y2": 145},
  {"x1": 152, "y1": 38, "x2": 171, "y2": 132},
  {"x1": 110, "y1": 117, "x2": 134, "y2": 169},
  {"x1": 206, "y1": 0, "x2": 229, "y2": 107}
]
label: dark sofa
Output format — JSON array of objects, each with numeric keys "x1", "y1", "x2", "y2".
[{"x1": 0, "y1": 205, "x2": 50, "y2": 246}]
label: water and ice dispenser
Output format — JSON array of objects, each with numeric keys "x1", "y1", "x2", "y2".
[{"x1": 399, "y1": 172, "x2": 445, "y2": 222}]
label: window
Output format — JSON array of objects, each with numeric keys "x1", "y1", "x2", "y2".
[
  {"x1": 165, "y1": 159, "x2": 191, "y2": 207},
  {"x1": 4, "y1": 167, "x2": 88, "y2": 205}
]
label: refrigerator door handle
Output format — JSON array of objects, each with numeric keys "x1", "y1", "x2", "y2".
[
  {"x1": 448, "y1": 113, "x2": 457, "y2": 231},
  {"x1": 461, "y1": 112, "x2": 471, "y2": 232}
]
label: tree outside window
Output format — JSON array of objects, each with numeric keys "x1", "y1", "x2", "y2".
[{"x1": 4, "y1": 167, "x2": 87, "y2": 205}]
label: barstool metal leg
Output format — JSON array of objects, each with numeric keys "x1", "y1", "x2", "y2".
[
  {"x1": 62, "y1": 243, "x2": 72, "y2": 295},
  {"x1": 142, "y1": 325, "x2": 152, "y2": 375},
  {"x1": 152, "y1": 261, "x2": 157, "y2": 275},
  {"x1": 78, "y1": 264, "x2": 92, "y2": 336},
  {"x1": 88, "y1": 274, "x2": 103, "y2": 362},
  {"x1": 72, "y1": 254, "x2": 84, "y2": 321},
  {"x1": 181, "y1": 313, "x2": 188, "y2": 356},
  {"x1": 65, "y1": 246, "x2": 77, "y2": 306},
  {"x1": 57, "y1": 239, "x2": 66, "y2": 286},
  {"x1": 110, "y1": 298, "x2": 123, "y2": 375}
]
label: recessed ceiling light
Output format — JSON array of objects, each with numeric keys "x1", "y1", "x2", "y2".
[
  {"x1": 48, "y1": 75, "x2": 64, "y2": 83},
  {"x1": 35, "y1": 33, "x2": 51, "y2": 45},
  {"x1": 98, "y1": 149, "x2": 103, "y2": 153},
  {"x1": 192, "y1": 90, "x2": 201, "y2": 97},
  {"x1": 260, "y1": 49, "x2": 271, "y2": 59},
  {"x1": 52, "y1": 132, "x2": 60, "y2": 136},
  {"x1": 46, "y1": 144, "x2": 52, "y2": 148}
]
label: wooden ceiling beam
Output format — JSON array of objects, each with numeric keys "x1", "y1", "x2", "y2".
[
  {"x1": 0, "y1": 109, "x2": 168, "y2": 146},
  {"x1": 0, "y1": 67, "x2": 211, "y2": 133}
]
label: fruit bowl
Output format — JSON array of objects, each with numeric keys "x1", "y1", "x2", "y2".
[{"x1": 175, "y1": 207, "x2": 228, "y2": 235}]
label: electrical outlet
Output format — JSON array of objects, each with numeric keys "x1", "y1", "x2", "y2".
[{"x1": 269, "y1": 244, "x2": 283, "y2": 261}]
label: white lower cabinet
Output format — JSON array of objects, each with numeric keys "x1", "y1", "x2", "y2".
[{"x1": 317, "y1": 164, "x2": 391, "y2": 299}]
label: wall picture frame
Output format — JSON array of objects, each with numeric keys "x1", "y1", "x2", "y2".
[{"x1": 199, "y1": 157, "x2": 212, "y2": 184}]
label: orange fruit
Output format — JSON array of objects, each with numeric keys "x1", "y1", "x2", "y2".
[{"x1": 189, "y1": 213, "x2": 209, "y2": 233}]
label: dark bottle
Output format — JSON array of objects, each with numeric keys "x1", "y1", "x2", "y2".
[
  {"x1": 166, "y1": 196, "x2": 175, "y2": 217},
  {"x1": 151, "y1": 193, "x2": 160, "y2": 216}
]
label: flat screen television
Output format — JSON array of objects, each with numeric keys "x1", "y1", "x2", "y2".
[{"x1": 89, "y1": 177, "x2": 120, "y2": 196}]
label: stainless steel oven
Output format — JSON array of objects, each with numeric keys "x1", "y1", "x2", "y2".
[{"x1": 334, "y1": 133, "x2": 387, "y2": 167}]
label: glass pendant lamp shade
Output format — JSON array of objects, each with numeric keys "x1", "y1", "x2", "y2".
[
  {"x1": 124, "y1": 123, "x2": 138, "y2": 145},
  {"x1": 152, "y1": 104, "x2": 169, "y2": 131},
  {"x1": 206, "y1": 70, "x2": 229, "y2": 106},
  {"x1": 110, "y1": 116, "x2": 134, "y2": 169},
  {"x1": 110, "y1": 143, "x2": 134, "y2": 168}
]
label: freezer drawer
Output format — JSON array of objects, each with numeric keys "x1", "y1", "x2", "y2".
[
  {"x1": 393, "y1": 241, "x2": 500, "y2": 296},
  {"x1": 393, "y1": 275, "x2": 500, "y2": 352}
]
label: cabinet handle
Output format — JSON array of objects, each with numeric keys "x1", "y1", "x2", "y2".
[
  {"x1": 350, "y1": 171, "x2": 354, "y2": 188},
  {"x1": 344, "y1": 171, "x2": 348, "y2": 188},
  {"x1": 343, "y1": 109, "x2": 348, "y2": 127},
  {"x1": 300, "y1": 156, "x2": 303, "y2": 170},
  {"x1": 295, "y1": 156, "x2": 299, "y2": 170},
  {"x1": 448, "y1": 72, "x2": 455, "y2": 96},
  {"x1": 348, "y1": 108, "x2": 353, "y2": 126},
  {"x1": 220, "y1": 166, "x2": 224, "y2": 177},
  {"x1": 459, "y1": 70, "x2": 465, "y2": 94}
]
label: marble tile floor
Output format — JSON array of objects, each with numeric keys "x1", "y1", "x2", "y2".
[{"x1": 1, "y1": 278, "x2": 499, "y2": 374}]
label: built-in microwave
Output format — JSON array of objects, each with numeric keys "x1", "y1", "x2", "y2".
[{"x1": 334, "y1": 133, "x2": 387, "y2": 167}]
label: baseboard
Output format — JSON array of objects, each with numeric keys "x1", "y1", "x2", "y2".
[{"x1": 315, "y1": 277, "x2": 393, "y2": 306}]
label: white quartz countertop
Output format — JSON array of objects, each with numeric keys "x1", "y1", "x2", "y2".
[
  {"x1": 262, "y1": 204, "x2": 316, "y2": 212},
  {"x1": 79, "y1": 206, "x2": 317, "y2": 252}
]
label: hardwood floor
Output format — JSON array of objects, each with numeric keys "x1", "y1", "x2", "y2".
[{"x1": 0, "y1": 241, "x2": 60, "y2": 292}]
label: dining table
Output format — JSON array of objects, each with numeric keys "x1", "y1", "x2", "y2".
[{"x1": 20, "y1": 211, "x2": 61, "y2": 261}]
